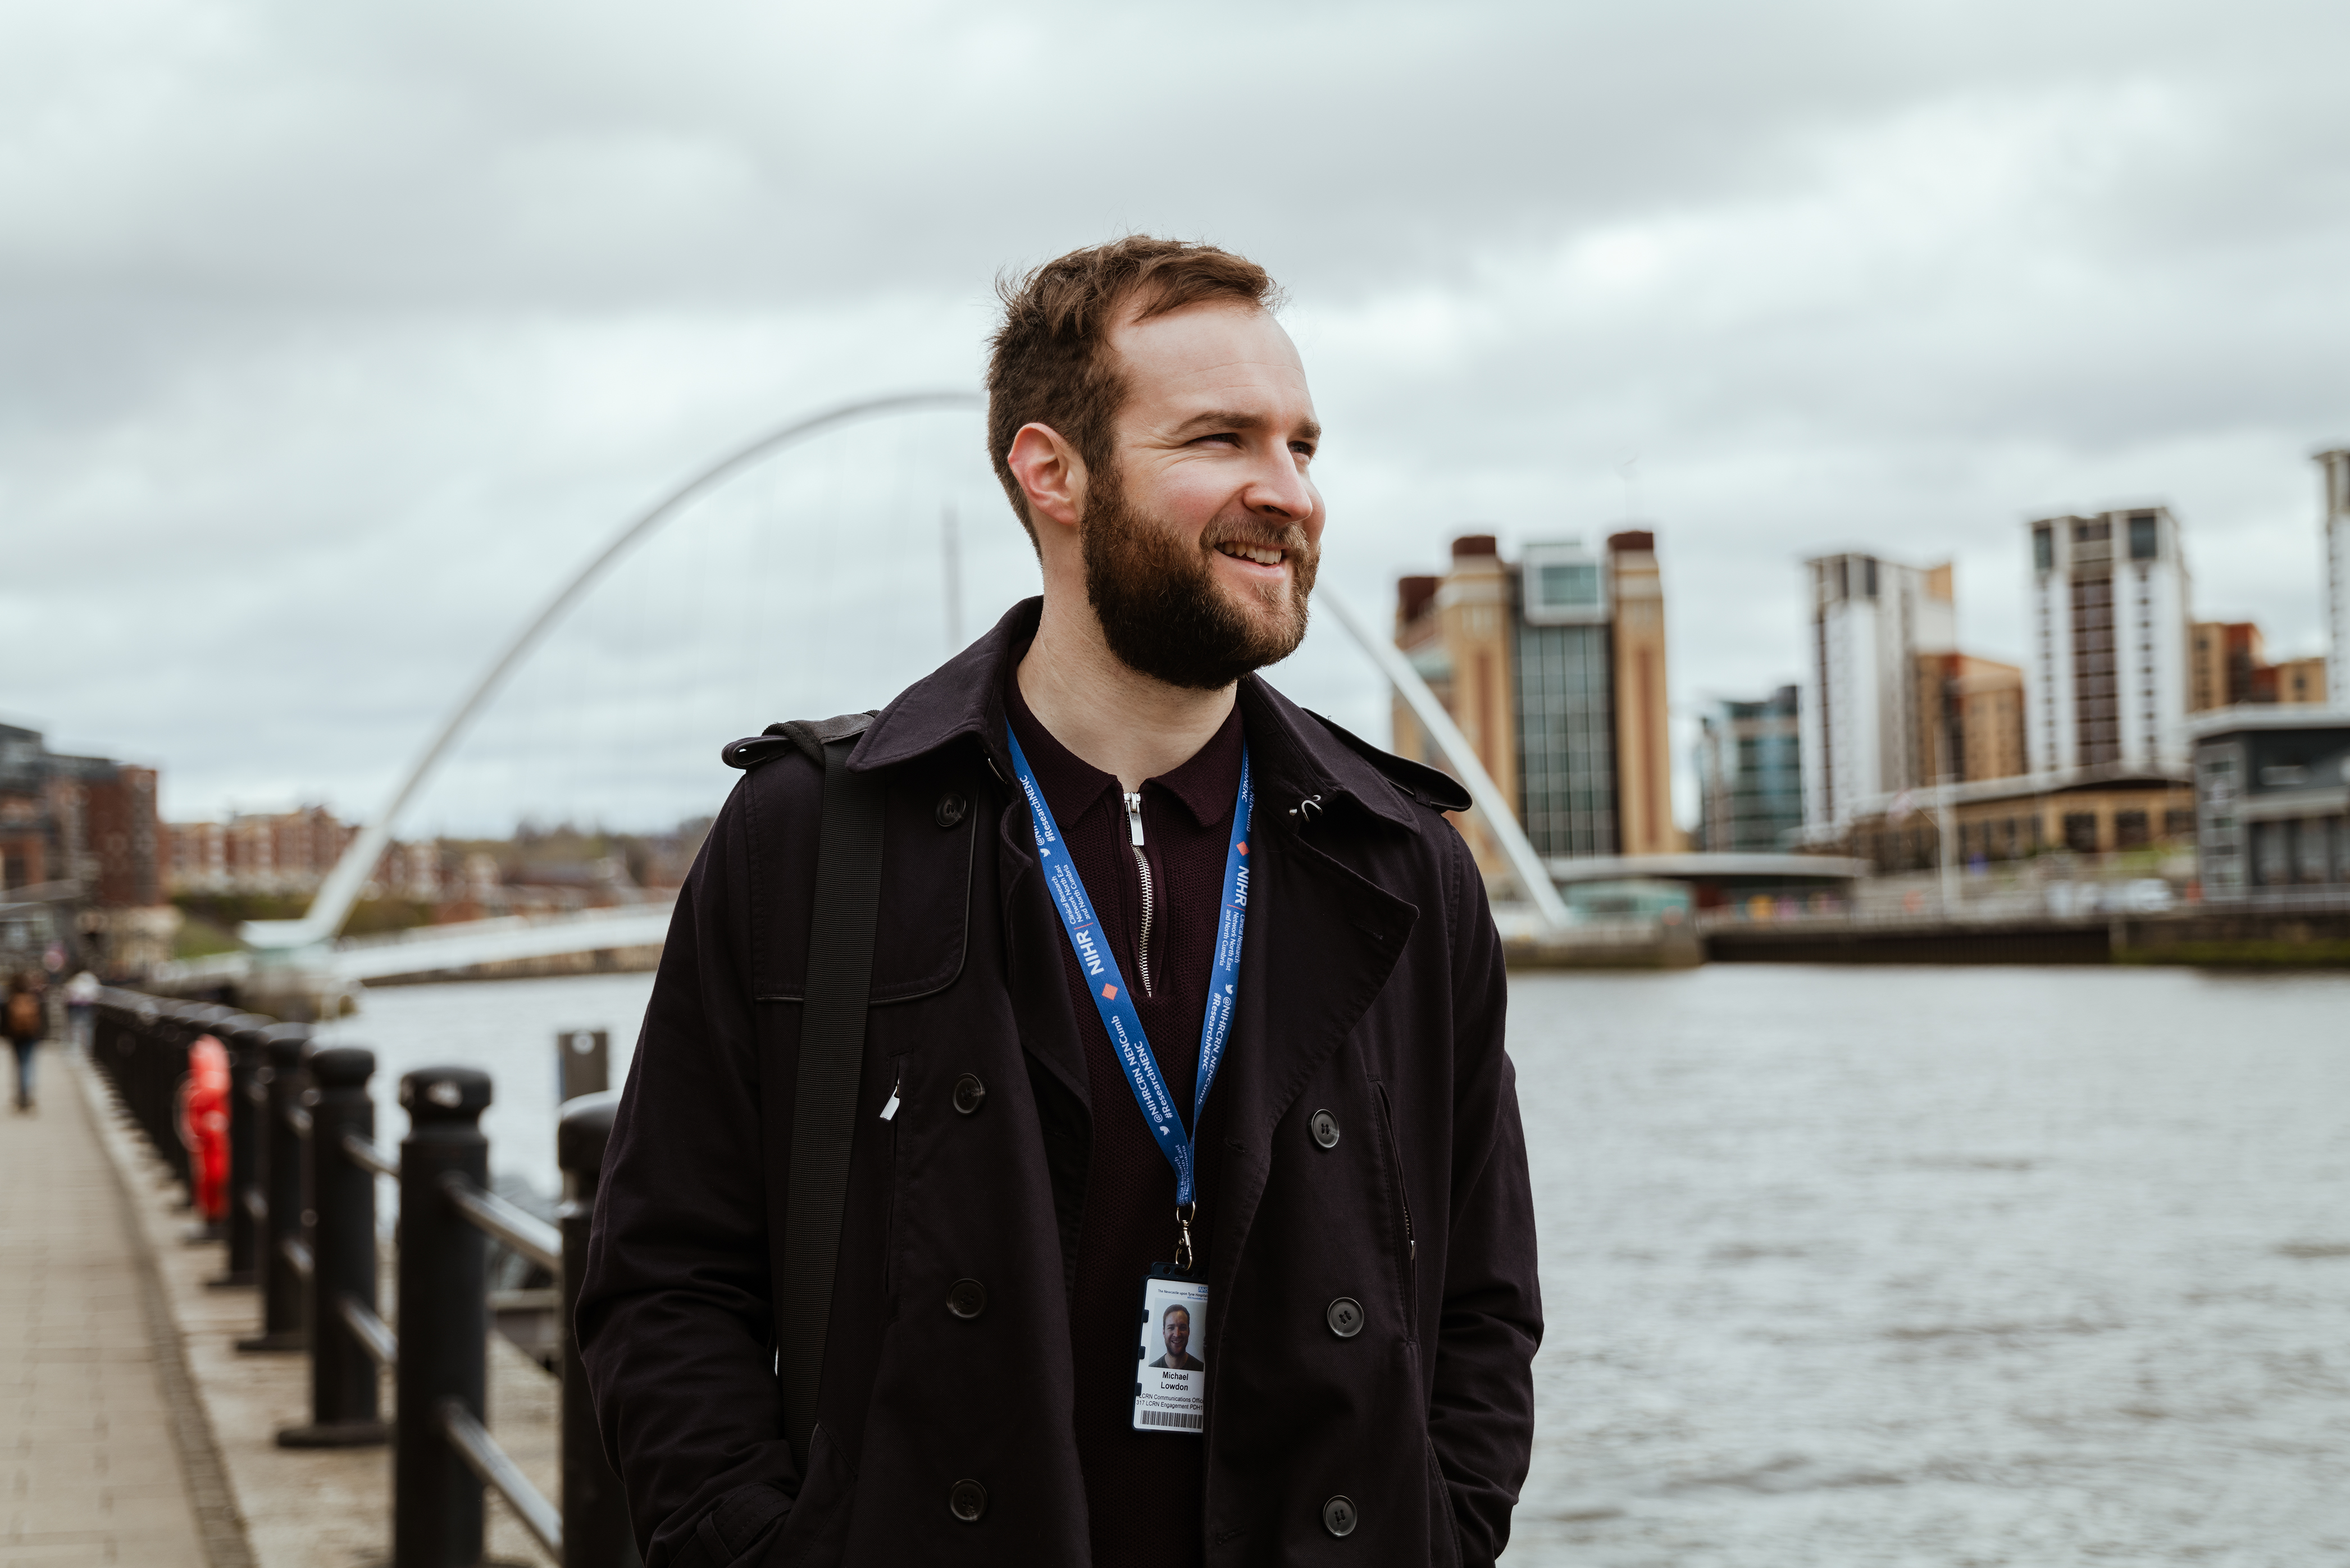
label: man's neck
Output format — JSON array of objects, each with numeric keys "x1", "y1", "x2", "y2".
[{"x1": 1016, "y1": 595, "x2": 1236, "y2": 792}]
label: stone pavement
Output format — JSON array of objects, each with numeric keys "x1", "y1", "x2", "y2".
[
  {"x1": 74, "y1": 1051, "x2": 558, "y2": 1568},
  {"x1": 0, "y1": 1043, "x2": 227, "y2": 1567}
]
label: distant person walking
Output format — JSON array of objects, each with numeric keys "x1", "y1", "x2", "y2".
[{"x1": 6, "y1": 973, "x2": 47, "y2": 1111}]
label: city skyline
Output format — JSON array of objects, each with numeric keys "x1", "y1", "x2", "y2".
[{"x1": 8, "y1": 2, "x2": 2350, "y2": 838}]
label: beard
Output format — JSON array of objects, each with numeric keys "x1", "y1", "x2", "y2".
[{"x1": 1080, "y1": 467, "x2": 1319, "y2": 691}]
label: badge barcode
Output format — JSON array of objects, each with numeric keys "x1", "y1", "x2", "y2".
[{"x1": 1139, "y1": 1409, "x2": 1204, "y2": 1430}]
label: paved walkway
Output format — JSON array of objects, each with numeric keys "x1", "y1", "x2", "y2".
[{"x1": 0, "y1": 1044, "x2": 216, "y2": 1566}]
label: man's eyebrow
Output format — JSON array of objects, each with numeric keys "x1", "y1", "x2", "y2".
[{"x1": 1167, "y1": 409, "x2": 1322, "y2": 445}]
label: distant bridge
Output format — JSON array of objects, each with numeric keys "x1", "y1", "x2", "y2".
[{"x1": 160, "y1": 391, "x2": 1571, "y2": 1008}]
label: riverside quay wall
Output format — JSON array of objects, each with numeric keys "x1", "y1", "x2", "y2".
[{"x1": 1701, "y1": 906, "x2": 2350, "y2": 966}]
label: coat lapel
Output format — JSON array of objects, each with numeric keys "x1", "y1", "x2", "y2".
[
  {"x1": 996, "y1": 803, "x2": 1091, "y2": 1109},
  {"x1": 1204, "y1": 815, "x2": 1417, "y2": 1325}
]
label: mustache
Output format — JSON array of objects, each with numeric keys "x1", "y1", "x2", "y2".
[{"x1": 1203, "y1": 521, "x2": 1315, "y2": 556}]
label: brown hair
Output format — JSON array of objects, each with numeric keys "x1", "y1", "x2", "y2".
[{"x1": 986, "y1": 236, "x2": 1282, "y2": 545}]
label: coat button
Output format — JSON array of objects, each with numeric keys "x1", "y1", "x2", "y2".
[
  {"x1": 947, "y1": 1278, "x2": 987, "y2": 1319},
  {"x1": 1321, "y1": 1494, "x2": 1358, "y2": 1537},
  {"x1": 1309, "y1": 1109, "x2": 1340, "y2": 1149},
  {"x1": 949, "y1": 1478, "x2": 987, "y2": 1522},
  {"x1": 953, "y1": 1073, "x2": 987, "y2": 1115},
  {"x1": 935, "y1": 792, "x2": 969, "y2": 828},
  {"x1": 1326, "y1": 1297, "x2": 1364, "y2": 1338}
]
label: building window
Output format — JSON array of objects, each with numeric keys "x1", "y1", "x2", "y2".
[
  {"x1": 2299, "y1": 819, "x2": 2332, "y2": 884},
  {"x1": 2033, "y1": 525, "x2": 2053, "y2": 573},
  {"x1": 2069, "y1": 575, "x2": 2119, "y2": 765},
  {"x1": 2064, "y1": 812, "x2": 2099, "y2": 853},
  {"x1": 2164, "y1": 809, "x2": 2195, "y2": 840},
  {"x1": 1534, "y1": 562, "x2": 1601, "y2": 613},
  {"x1": 1514, "y1": 622, "x2": 1616, "y2": 858},
  {"x1": 2128, "y1": 513, "x2": 2158, "y2": 561},
  {"x1": 2252, "y1": 822, "x2": 2290, "y2": 886},
  {"x1": 2114, "y1": 810, "x2": 2150, "y2": 849}
]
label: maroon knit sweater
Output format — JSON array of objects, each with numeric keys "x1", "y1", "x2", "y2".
[{"x1": 1004, "y1": 669, "x2": 1244, "y2": 1568}]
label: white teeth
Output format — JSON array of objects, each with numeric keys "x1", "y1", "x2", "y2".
[{"x1": 1219, "y1": 543, "x2": 1283, "y2": 566}]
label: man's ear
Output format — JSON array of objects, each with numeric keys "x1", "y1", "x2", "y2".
[{"x1": 1007, "y1": 423, "x2": 1087, "y2": 536}]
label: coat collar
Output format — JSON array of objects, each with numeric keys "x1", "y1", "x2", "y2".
[{"x1": 853, "y1": 596, "x2": 1428, "y2": 837}]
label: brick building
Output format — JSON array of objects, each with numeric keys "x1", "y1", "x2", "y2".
[{"x1": 0, "y1": 722, "x2": 161, "y2": 906}]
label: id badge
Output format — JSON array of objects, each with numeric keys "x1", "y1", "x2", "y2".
[{"x1": 1133, "y1": 1266, "x2": 1208, "y2": 1434}]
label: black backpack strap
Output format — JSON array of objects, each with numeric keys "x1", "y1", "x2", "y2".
[
  {"x1": 777, "y1": 722, "x2": 885, "y2": 1466},
  {"x1": 721, "y1": 710, "x2": 878, "y2": 772}
]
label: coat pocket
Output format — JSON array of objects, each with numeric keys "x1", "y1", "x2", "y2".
[
  {"x1": 1371, "y1": 1082, "x2": 1418, "y2": 1332},
  {"x1": 764, "y1": 1422, "x2": 856, "y2": 1566},
  {"x1": 1423, "y1": 1432, "x2": 1465, "y2": 1568}
]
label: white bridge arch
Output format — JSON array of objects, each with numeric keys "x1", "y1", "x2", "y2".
[{"x1": 169, "y1": 390, "x2": 1564, "y2": 997}]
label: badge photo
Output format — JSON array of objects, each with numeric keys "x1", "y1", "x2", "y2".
[{"x1": 1133, "y1": 1272, "x2": 1209, "y2": 1433}]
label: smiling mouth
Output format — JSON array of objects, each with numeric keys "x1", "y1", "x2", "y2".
[{"x1": 1214, "y1": 541, "x2": 1286, "y2": 567}]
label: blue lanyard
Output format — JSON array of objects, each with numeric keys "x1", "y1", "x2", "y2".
[{"x1": 1006, "y1": 728, "x2": 1253, "y2": 1209}]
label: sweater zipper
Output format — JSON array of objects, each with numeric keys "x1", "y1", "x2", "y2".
[{"x1": 1124, "y1": 791, "x2": 1155, "y2": 999}]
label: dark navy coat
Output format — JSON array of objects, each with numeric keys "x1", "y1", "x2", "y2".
[{"x1": 577, "y1": 598, "x2": 1541, "y2": 1567}]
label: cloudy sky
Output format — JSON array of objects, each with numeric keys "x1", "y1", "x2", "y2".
[{"x1": 5, "y1": 0, "x2": 2348, "y2": 835}]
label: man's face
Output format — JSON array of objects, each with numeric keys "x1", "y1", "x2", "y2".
[
  {"x1": 1080, "y1": 301, "x2": 1324, "y2": 691},
  {"x1": 1163, "y1": 1307, "x2": 1190, "y2": 1359}
]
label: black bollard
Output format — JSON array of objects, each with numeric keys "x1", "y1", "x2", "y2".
[
  {"x1": 557, "y1": 1029, "x2": 611, "y2": 1102},
  {"x1": 210, "y1": 1014, "x2": 274, "y2": 1288},
  {"x1": 237, "y1": 1023, "x2": 313, "y2": 1353},
  {"x1": 88, "y1": 999, "x2": 119, "y2": 1093},
  {"x1": 395, "y1": 1066, "x2": 493, "y2": 1568},
  {"x1": 558, "y1": 1093, "x2": 637, "y2": 1568},
  {"x1": 279, "y1": 1046, "x2": 390, "y2": 1448},
  {"x1": 135, "y1": 1000, "x2": 176, "y2": 1163}
]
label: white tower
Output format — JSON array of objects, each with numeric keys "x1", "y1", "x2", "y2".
[
  {"x1": 2024, "y1": 508, "x2": 2190, "y2": 774},
  {"x1": 1800, "y1": 551, "x2": 1955, "y2": 828},
  {"x1": 2321, "y1": 449, "x2": 2349, "y2": 707}
]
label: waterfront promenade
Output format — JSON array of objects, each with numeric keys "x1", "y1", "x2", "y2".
[
  {"x1": 0, "y1": 1050, "x2": 561, "y2": 1568},
  {"x1": 0, "y1": 1050, "x2": 224, "y2": 1566}
]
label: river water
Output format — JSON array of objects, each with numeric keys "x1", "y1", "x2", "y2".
[{"x1": 320, "y1": 965, "x2": 2350, "y2": 1565}]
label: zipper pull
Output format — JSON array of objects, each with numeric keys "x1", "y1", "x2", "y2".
[
  {"x1": 879, "y1": 1066, "x2": 901, "y2": 1122},
  {"x1": 1124, "y1": 791, "x2": 1146, "y2": 847}
]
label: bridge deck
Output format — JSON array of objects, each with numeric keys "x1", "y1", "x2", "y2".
[{"x1": 0, "y1": 1042, "x2": 225, "y2": 1566}]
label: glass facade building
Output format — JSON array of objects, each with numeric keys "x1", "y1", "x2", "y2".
[
  {"x1": 1696, "y1": 687, "x2": 1804, "y2": 851},
  {"x1": 1515, "y1": 621, "x2": 1617, "y2": 856}
]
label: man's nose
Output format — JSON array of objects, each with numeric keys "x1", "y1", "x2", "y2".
[{"x1": 1242, "y1": 449, "x2": 1315, "y2": 524}]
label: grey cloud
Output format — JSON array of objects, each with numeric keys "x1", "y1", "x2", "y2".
[{"x1": 4, "y1": 0, "x2": 2348, "y2": 830}]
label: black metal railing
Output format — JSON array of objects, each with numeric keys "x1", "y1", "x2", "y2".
[{"x1": 88, "y1": 990, "x2": 639, "y2": 1568}]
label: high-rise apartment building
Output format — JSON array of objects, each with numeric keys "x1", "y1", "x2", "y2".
[
  {"x1": 1392, "y1": 530, "x2": 1678, "y2": 859},
  {"x1": 1695, "y1": 687, "x2": 1802, "y2": 851},
  {"x1": 2025, "y1": 508, "x2": 2191, "y2": 774},
  {"x1": 1798, "y1": 553, "x2": 1957, "y2": 829},
  {"x1": 2323, "y1": 449, "x2": 2350, "y2": 706}
]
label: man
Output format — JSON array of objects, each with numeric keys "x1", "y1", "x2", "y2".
[
  {"x1": 1149, "y1": 1305, "x2": 1204, "y2": 1371},
  {"x1": 578, "y1": 236, "x2": 1540, "y2": 1568}
]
